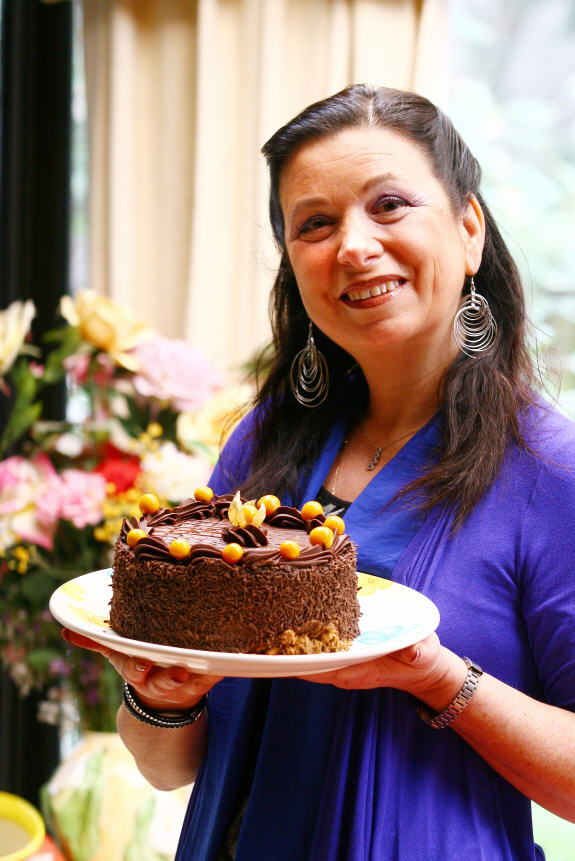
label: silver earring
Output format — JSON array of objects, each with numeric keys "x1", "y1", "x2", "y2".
[
  {"x1": 453, "y1": 277, "x2": 497, "y2": 357},
  {"x1": 290, "y1": 322, "x2": 329, "y2": 407}
]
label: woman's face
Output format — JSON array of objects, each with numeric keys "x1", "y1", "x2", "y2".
[{"x1": 279, "y1": 126, "x2": 485, "y2": 368}]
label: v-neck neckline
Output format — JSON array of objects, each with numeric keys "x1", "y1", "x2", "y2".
[{"x1": 302, "y1": 411, "x2": 439, "y2": 515}]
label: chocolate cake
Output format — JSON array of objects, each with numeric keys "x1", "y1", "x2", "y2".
[{"x1": 110, "y1": 491, "x2": 360, "y2": 654}]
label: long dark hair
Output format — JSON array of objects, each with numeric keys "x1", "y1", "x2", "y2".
[{"x1": 239, "y1": 84, "x2": 536, "y2": 527}]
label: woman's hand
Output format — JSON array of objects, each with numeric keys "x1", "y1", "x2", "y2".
[
  {"x1": 300, "y1": 633, "x2": 469, "y2": 712},
  {"x1": 302, "y1": 631, "x2": 575, "y2": 820},
  {"x1": 61, "y1": 628, "x2": 223, "y2": 712},
  {"x1": 62, "y1": 627, "x2": 222, "y2": 790}
]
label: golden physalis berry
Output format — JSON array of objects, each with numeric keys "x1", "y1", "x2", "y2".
[
  {"x1": 324, "y1": 514, "x2": 345, "y2": 535},
  {"x1": 242, "y1": 503, "x2": 258, "y2": 524},
  {"x1": 139, "y1": 493, "x2": 160, "y2": 515},
  {"x1": 257, "y1": 494, "x2": 281, "y2": 516},
  {"x1": 301, "y1": 500, "x2": 324, "y2": 520},
  {"x1": 280, "y1": 540, "x2": 300, "y2": 560},
  {"x1": 308, "y1": 525, "x2": 334, "y2": 550},
  {"x1": 126, "y1": 528, "x2": 146, "y2": 547},
  {"x1": 194, "y1": 486, "x2": 214, "y2": 503},
  {"x1": 222, "y1": 543, "x2": 244, "y2": 564},
  {"x1": 169, "y1": 538, "x2": 191, "y2": 559}
]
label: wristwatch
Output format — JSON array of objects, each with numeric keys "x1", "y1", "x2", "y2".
[{"x1": 417, "y1": 657, "x2": 483, "y2": 730}]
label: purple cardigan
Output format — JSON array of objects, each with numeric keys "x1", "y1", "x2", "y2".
[{"x1": 176, "y1": 400, "x2": 575, "y2": 861}]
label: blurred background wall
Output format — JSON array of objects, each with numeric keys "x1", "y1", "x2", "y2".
[
  {"x1": 80, "y1": 0, "x2": 447, "y2": 373},
  {"x1": 66, "y1": 0, "x2": 575, "y2": 410}
]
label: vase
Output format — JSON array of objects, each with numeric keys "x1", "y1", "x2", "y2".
[{"x1": 40, "y1": 732, "x2": 192, "y2": 861}]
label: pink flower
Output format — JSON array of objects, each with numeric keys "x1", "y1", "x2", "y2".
[
  {"x1": 0, "y1": 454, "x2": 59, "y2": 549},
  {"x1": 36, "y1": 470, "x2": 107, "y2": 531},
  {"x1": 63, "y1": 352, "x2": 91, "y2": 385},
  {"x1": 130, "y1": 338, "x2": 222, "y2": 413},
  {"x1": 64, "y1": 352, "x2": 115, "y2": 389}
]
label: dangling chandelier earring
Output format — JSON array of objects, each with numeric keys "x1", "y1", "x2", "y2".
[
  {"x1": 453, "y1": 277, "x2": 497, "y2": 357},
  {"x1": 290, "y1": 321, "x2": 329, "y2": 407}
]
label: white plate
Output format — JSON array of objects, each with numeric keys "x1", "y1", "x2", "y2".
[{"x1": 49, "y1": 569, "x2": 440, "y2": 677}]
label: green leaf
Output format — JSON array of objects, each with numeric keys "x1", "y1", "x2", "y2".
[
  {"x1": 0, "y1": 361, "x2": 44, "y2": 456},
  {"x1": 156, "y1": 406, "x2": 179, "y2": 440},
  {"x1": 19, "y1": 570, "x2": 59, "y2": 604},
  {"x1": 42, "y1": 326, "x2": 83, "y2": 384},
  {"x1": 0, "y1": 400, "x2": 42, "y2": 452},
  {"x1": 26, "y1": 647, "x2": 63, "y2": 671}
]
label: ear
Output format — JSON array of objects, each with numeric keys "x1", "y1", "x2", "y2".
[{"x1": 460, "y1": 195, "x2": 485, "y2": 275}]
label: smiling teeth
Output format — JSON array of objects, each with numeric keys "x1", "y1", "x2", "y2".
[{"x1": 346, "y1": 280, "x2": 401, "y2": 302}]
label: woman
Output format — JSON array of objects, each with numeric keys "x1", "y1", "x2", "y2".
[{"x1": 64, "y1": 85, "x2": 575, "y2": 860}]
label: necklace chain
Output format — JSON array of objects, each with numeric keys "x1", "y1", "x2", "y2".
[
  {"x1": 330, "y1": 437, "x2": 348, "y2": 496},
  {"x1": 359, "y1": 424, "x2": 419, "y2": 470},
  {"x1": 331, "y1": 424, "x2": 420, "y2": 495}
]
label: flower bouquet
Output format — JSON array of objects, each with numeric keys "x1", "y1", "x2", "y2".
[{"x1": 0, "y1": 291, "x2": 252, "y2": 731}]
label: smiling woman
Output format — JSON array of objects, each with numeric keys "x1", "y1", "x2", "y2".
[
  {"x1": 64, "y1": 85, "x2": 575, "y2": 861},
  {"x1": 247, "y1": 85, "x2": 531, "y2": 527},
  {"x1": 279, "y1": 127, "x2": 483, "y2": 368}
]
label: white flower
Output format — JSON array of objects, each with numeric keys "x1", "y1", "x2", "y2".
[
  {"x1": 0, "y1": 299, "x2": 35, "y2": 379},
  {"x1": 53, "y1": 433, "x2": 85, "y2": 459},
  {"x1": 139, "y1": 442, "x2": 212, "y2": 502},
  {"x1": 37, "y1": 699, "x2": 62, "y2": 726}
]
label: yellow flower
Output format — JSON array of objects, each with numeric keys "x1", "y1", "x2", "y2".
[
  {"x1": 177, "y1": 382, "x2": 254, "y2": 451},
  {"x1": 357, "y1": 573, "x2": 393, "y2": 596},
  {"x1": 60, "y1": 290, "x2": 153, "y2": 371},
  {"x1": 13, "y1": 546, "x2": 30, "y2": 565},
  {"x1": 0, "y1": 299, "x2": 35, "y2": 379}
]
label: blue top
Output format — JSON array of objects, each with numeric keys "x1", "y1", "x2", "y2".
[{"x1": 176, "y1": 400, "x2": 575, "y2": 861}]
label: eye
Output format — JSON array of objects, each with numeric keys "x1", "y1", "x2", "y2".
[
  {"x1": 296, "y1": 215, "x2": 333, "y2": 237},
  {"x1": 372, "y1": 195, "x2": 410, "y2": 216}
]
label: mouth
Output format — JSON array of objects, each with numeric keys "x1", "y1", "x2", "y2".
[{"x1": 342, "y1": 277, "x2": 406, "y2": 305}]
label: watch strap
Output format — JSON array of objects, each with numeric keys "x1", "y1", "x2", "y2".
[{"x1": 417, "y1": 657, "x2": 483, "y2": 730}]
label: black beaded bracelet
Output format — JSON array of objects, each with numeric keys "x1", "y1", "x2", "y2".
[{"x1": 122, "y1": 682, "x2": 207, "y2": 729}]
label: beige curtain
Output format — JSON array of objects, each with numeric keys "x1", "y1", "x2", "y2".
[{"x1": 83, "y1": 0, "x2": 447, "y2": 374}]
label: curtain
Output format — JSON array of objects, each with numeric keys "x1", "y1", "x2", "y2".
[{"x1": 83, "y1": 0, "x2": 447, "y2": 374}]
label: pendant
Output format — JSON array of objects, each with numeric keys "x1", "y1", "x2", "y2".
[{"x1": 367, "y1": 447, "x2": 383, "y2": 471}]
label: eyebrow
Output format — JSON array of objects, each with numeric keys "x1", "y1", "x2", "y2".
[{"x1": 286, "y1": 171, "x2": 402, "y2": 222}]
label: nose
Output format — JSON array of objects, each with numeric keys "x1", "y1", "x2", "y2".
[{"x1": 336, "y1": 213, "x2": 383, "y2": 268}]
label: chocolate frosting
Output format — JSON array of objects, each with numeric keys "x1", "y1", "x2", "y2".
[
  {"x1": 120, "y1": 494, "x2": 349, "y2": 568},
  {"x1": 221, "y1": 524, "x2": 269, "y2": 547},
  {"x1": 265, "y1": 506, "x2": 307, "y2": 528}
]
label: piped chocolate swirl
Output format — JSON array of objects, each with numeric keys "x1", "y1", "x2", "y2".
[{"x1": 110, "y1": 491, "x2": 360, "y2": 655}]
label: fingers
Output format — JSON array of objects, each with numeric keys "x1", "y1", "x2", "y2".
[
  {"x1": 128, "y1": 664, "x2": 224, "y2": 711},
  {"x1": 61, "y1": 627, "x2": 223, "y2": 709},
  {"x1": 299, "y1": 633, "x2": 442, "y2": 691},
  {"x1": 61, "y1": 628, "x2": 117, "y2": 659},
  {"x1": 388, "y1": 633, "x2": 440, "y2": 667}
]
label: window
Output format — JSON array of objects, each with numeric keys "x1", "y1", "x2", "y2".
[{"x1": 447, "y1": 0, "x2": 575, "y2": 418}]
